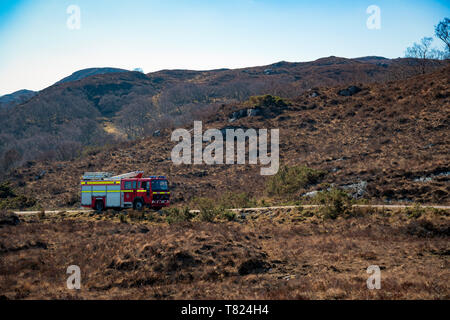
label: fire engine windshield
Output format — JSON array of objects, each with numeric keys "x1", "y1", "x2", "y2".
[{"x1": 151, "y1": 179, "x2": 169, "y2": 191}]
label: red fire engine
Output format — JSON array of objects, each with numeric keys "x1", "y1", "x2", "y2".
[{"x1": 80, "y1": 171, "x2": 170, "y2": 211}]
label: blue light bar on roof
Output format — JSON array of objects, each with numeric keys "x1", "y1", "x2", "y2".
[{"x1": 148, "y1": 175, "x2": 166, "y2": 179}]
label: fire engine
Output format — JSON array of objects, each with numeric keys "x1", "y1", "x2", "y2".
[{"x1": 80, "y1": 171, "x2": 170, "y2": 211}]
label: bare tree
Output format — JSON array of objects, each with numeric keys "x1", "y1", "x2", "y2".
[
  {"x1": 435, "y1": 18, "x2": 450, "y2": 52},
  {"x1": 405, "y1": 37, "x2": 435, "y2": 74},
  {"x1": 430, "y1": 48, "x2": 448, "y2": 60},
  {"x1": 1, "y1": 148, "x2": 21, "y2": 174}
]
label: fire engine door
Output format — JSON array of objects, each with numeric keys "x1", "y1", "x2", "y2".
[
  {"x1": 140, "y1": 181, "x2": 151, "y2": 203},
  {"x1": 123, "y1": 180, "x2": 137, "y2": 203}
]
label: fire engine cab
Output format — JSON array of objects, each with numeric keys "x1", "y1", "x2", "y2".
[{"x1": 80, "y1": 171, "x2": 170, "y2": 211}]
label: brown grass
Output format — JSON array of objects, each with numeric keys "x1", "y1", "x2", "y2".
[
  {"x1": 0, "y1": 207, "x2": 448, "y2": 300},
  {"x1": 6, "y1": 66, "x2": 449, "y2": 209}
]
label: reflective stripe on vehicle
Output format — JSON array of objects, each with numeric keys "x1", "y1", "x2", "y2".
[
  {"x1": 82, "y1": 190, "x2": 132, "y2": 193},
  {"x1": 152, "y1": 191, "x2": 171, "y2": 194},
  {"x1": 81, "y1": 181, "x2": 120, "y2": 185}
]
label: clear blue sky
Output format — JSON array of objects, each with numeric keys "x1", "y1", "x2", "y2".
[{"x1": 0, "y1": 0, "x2": 448, "y2": 95}]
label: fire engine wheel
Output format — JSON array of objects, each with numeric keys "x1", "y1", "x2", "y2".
[
  {"x1": 134, "y1": 200, "x2": 144, "y2": 211},
  {"x1": 95, "y1": 200, "x2": 104, "y2": 212}
]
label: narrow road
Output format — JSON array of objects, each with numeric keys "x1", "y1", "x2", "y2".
[
  {"x1": 191, "y1": 204, "x2": 450, "y2": 213},
  {"x1": 13, "y1": 209, "x2": 92, "y2": 216},
  {"x1": 13, "y1": 204, "x2": 450, "y2": 216}
]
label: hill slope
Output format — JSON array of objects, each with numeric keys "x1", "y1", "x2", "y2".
[
  {"x1": 0, "y1": 57, "x2": 446, "y2": 174},
  {"x1": 0, "y1": 67, "x2": 130, "y2": 110},
  {"x1": 5, "y1": 65, "x2": 449, "y2": 207},
  {"x1": 54, "y1": 67, "x2": 130, "y2": 85},
  {"x1": 0, "y1": 89, "x2": 37, "y2": 110}
]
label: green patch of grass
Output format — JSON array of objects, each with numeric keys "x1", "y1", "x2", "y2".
[
  {"x1": 189, "y1": 192, "x2": 257, "y2": 222},
  {"x1": 314, "y1": 188, "x2": 352, "y2": 220},
  {"x1": 428, "y1": 207, "x2": 449, "y2": 217},
  {"x1": 244, "y1": 94, "x2": 290, "y2": 108},
  {"x1": 191, "y1": 197, "x2": 223, "y2": 222},
  {"x1": 266, "y1": 165, "x2": 326, "y2": 198},
  {"x1": 220, "y1": 210, "x2": 237, "y2": 221},
  {"x1": 0, "y1": 195, "x2": 36, "y2": 210},
  {"x1": 161, "y1": 206, "x2": 195, "y2": 224},
  {"x1": 405, "y1": 204, "x2": 425, "y2": 219},
  {"x1": 0, "y1": 181, "x2": 36, "y2": 210}
]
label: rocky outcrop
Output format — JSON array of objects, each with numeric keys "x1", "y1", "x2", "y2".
[{"x1": 338, "y1": 86, "x2": 362, "y2": 96}]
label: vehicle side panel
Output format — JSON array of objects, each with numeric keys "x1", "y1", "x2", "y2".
[{"x1": 106, "y1": 184, "x2": 121, "y2": 207}]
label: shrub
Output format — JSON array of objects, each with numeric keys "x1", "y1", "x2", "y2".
[
  {"x1": 406, "y1": 204, "x2": 425, "y2": 219},
  {"x1": 38, "y1": 210, "x2": 45, "y2": 220},
  {"x1": 119, "y1": 213, "x2": 127, "y2": 223},
  {"x1": 191, "y1": 197, "x2": 222, "y2": 222},
  {"x1": 0, "y1": 195, "x2": 36, "y2": 210},
  {"x1": 0, "y1": 182, "x2": 15, "y2": 198},
  {"x1": 162, "y1": 206, "x2": 195, "y2": 224},
  {"x1": 259, "y1": 199, "x2": 271, "y2": 207},
  {"x1": 128, "y1": 210, "x2": 145, "y2": 221},
  {"x1": 221, "y1": 210, "x2": 237, "y2": 221},
  {"x1": 0, "y1": 181, "x2": 36, "y2": 209},
  {"x1": 314, "y1": 188, "x2": 352, "y2": 219},
  {"x1": 0, "y1": 210, "x2": 20, "y2": 226},
  {"x1": 245, "y1": 95, "x2": 289, "y2": 108},
  {"x1": 66, "y1": 193, "x2": 79, "y2": 206},
  {"x1": 266, "y1": 165, "x2": 326, "y2": 197}
]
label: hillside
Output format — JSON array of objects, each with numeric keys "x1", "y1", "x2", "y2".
[
  {"x1": 1, "y1": 207, "x2": 448, "y2": 299},
  {"x1": 0, "y1": 89, "x2": 36, "y2": 110},
  {"x1": 0, "y1": 68, "x2": 130, "y2": 110},
  {"x1": 0, "y1": 71, "x2": 156, "y2": 170},
  {"x1": 54, "y1": 67, "x2": 129, "y2": 85},
  {"x1": 4, "y1": 65, "x2": 449, "y2": 208},
  {"x1": 0, "y1": 57, "x2": 447, "y2": 175}
]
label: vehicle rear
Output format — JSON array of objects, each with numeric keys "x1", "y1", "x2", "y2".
[{"x1": 80, "y1": 172, "x2": 120, "y2": 211}]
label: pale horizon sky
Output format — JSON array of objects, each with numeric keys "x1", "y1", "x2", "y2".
[{"x1": 0, "y1": 0, "x2": 449, "y2": 95}]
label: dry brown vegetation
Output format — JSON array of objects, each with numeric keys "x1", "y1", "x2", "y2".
[
  {"x1": 0, "y1": 57, "x2": 447, "y2": 174},
  {"x1": 5, "y1": 65, "x2": 449, "y2": 208},
  {"x1": 0, "y1": 207, "x2": 448, "y2": 299},
  {"x1": 1, "y1": 55, "x2": 448, "y2": 302}
]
